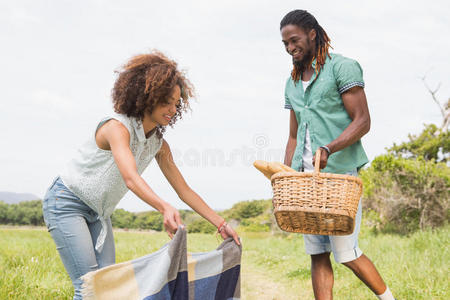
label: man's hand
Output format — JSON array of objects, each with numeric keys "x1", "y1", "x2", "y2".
[{"x1": 312, "y1": 147, "x2": 330, "y2": 170}]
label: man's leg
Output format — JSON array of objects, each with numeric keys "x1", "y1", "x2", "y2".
[
  {"x1": 330, "y1": 199, "x2": 394, "y2": 299},
  {"x1": 311, "y1": 252, "x2": 334, "y2": 300},
  {"x1": 342, "y1": 255, "x2": 388, "y2": 295},
  {"x1": 303, "y1": 232, "x2": 333, "y2": 299}
]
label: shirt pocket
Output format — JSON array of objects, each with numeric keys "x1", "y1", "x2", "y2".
[
  {"x1": 318, "y1": 73, "x2": 337, "y2": 95},
  {"x1": 313, "y1": 75, "x2": 342, "y2": 110}
]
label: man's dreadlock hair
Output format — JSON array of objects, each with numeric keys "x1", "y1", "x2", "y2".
[{"x1": 280, "y1": 10, "x2": 332, "y2": 82}]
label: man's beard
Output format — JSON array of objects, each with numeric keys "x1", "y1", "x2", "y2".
[{"x1": 293, "y1": 47, "x2": 314, "y2": 73}]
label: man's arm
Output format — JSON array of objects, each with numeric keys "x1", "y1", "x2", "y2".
[
  {"x1": 314, "y1": 86, "x2": 371, "y2": 169},
  {"x1": 284, "y1": 109, "x2": 298, "y2": 167}
]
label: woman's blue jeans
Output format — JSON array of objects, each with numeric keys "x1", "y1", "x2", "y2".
[{"x1": 42, "y1": 177, "x2": 115, "y2": 300}]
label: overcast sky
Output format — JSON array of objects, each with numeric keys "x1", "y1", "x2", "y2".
[{"x1": 1, "y1": 0, "x2": 448, "y2": 211}]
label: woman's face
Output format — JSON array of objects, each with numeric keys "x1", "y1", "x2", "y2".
[{"x1": 149, "y1": 85, "x2": 181, "y2": 126}]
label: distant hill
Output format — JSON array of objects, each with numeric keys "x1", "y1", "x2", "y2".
[{"x1": 0, "y1": 192, "x2": 41, "y2": 204}]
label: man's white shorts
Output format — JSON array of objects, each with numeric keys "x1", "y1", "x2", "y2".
[{"x1": 302, "y1": 169, "x2": 363, "y2": 263}]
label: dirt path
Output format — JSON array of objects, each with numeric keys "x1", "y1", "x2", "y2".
[{"x1": 241, "y1": 263, "x2": 308, "y2": 300}]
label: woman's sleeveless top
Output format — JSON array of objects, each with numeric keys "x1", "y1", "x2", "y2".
[{"x1": 60, "y1": 113, "x2": 163, "y2": 251}]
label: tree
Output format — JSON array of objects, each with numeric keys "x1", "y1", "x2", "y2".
[
  {"x1": 388, "y1": 77, "x2": 449, "y2": 163},
  {"x1": 224, "y1": 200, "x2": 268, "y2": 220},
  {"x1": 133, "y1": 212, "x2": 163, "y2": 231},
  {"x1": 421, "y1": 76, "x2": 450, "y2": 132},
  {"x1": 388, "y1": 124, "x2": 450, "y2": 163},
  {"x1": 0, "y1": 200, "x2": 44, "y2": 226},
  {"x1": 187, "y1": 218, "x2": 216, "y2": 234},
  {"x1": 360, "y1": 76, "x2": 450, "y2": 233},
  {"x1": 111, "y1": 209, "x2": 136, "y2": 228},
  {"x1": 361, "y1": 155, "x2": 449, "y2": 233}
]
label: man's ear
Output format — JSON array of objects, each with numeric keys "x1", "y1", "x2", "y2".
[{"x1": 309, "y1": 28, "x2": 316, "y2": 42}]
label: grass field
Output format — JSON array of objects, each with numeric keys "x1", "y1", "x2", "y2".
[{"x1": 0, "y1": 225, "x2": 448, "y2": 299}]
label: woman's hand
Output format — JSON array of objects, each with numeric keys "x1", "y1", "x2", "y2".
[
  {"x1": 161, "y1": 203, "x2": 183, "y2": 238},
  {"x1": 219, "y1": 223, "x2": 241, "y2": 246}
]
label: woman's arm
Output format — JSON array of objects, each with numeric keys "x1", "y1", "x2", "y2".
[
  {"x1": 96, "y1": 119, "x2": 182, "y2": 237},
  {"x1": 156, "y1": 139, "x2": 240, "y2": 245}
]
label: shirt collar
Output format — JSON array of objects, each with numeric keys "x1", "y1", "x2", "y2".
[
  {"x1": 298, "y1": 58, "x2": 318, "y2": 82},
  {"x1": 307, "y1": 58, "x2": 318, "y2": 83},
  {"x1": 130, "y1": 117, "x2": 147, "y2": 142}
]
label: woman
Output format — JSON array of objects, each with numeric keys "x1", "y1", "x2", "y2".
[{"x1": 42, "y1": 50, "x2": 239, "y2": 299}]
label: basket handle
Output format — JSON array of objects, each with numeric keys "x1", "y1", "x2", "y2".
[{"x1": 314, "y1": 149, "x2": 321, "y2": 174}]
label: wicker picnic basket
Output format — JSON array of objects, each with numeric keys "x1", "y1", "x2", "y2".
[{"x1": 271, "y1": 151, "x2": 363, "y2": 235}]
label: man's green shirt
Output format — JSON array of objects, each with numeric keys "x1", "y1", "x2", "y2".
[{"x1": 284, "y1": 53, "x2": 369, "y2": 174}]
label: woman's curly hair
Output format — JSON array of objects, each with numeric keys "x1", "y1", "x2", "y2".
[{"x1": 112, "y1": 50, "x2": 195, "y2": 139}]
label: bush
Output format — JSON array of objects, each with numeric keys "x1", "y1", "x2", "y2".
[
  {"x1": 239, "y1": 214, "x2": 272, "y2": 232},
  {"x1": 388, "y1": 124, "x2": 449, "y2": 163},
  {"x1": 187, "y1": 218, "x2": 216, "y2": 234},
  {"x1": 360, "y1": 154, "x2": 449, "y2": 233},
  {"x1": 133, "y1": 212, "x2": 163, "y2": 231},
  {"x1": 224, "y1": 199, "x2": 271, "y2": 220},
  {"x1": 179, "y1": 210, "x2": 199, "y2": 225},
  {"x1": 0, "y1": 200, "x2": 44, "y2": 226},
  {"x1": 111, "y1": 208, "x2": 136, "y2": 229}
]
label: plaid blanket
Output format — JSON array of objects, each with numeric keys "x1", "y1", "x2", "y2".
[{"x1": 81, "y1": 228, "x2": 241, "y2": 300}]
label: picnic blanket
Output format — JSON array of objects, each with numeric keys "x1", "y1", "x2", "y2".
[{"x1": 81, "y1": 228, "x2": 241, "y2": 300}]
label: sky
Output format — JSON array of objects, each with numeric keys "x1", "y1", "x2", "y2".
[{"x1": 1, "y1": 0, "x2": 449, "y2": 211}]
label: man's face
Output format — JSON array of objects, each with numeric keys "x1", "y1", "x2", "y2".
[{"x1": 281, "y1": 24, "x2": 315, "y2": 65}]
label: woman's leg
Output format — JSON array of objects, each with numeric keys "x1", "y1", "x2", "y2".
[
  {"x1": 43, "y1": 178, "x2": 104, "y2": 300},
  {"x1": 49, "y1": 215, "x2": 102, "y2": 299},
  {"x1": 88, "y1": 216, "x2": 116, "y2": 268}
]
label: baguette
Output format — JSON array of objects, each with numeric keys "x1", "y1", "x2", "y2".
[
  {"x1": 267, "y1": 162, "x2": 285, "y2": 174},
  {"x1": 254, "y1": 160, "x2": 298, "y2": 180},
  {"x1": 253, "y1": 160, "x2": 273, "y2": 179},
  {"x1": 272, "y1": 162, "x2": 297, "y2": 172}
]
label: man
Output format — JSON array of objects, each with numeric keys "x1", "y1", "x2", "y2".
[{"x1": 280, "y1": 10, "x2": 395, "y2": 300}]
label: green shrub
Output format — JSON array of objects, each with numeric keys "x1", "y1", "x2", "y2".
[
  {"x1": 224, "y1": 199, "x2": 271, "y2": 220},
  {"x1": 388, "y1": 124, "x2": 449, "y2": 163},
  {"x1": 179, "y1": 210, "x2": 200, "y2": 225},
  {"x1": 0, "y1": 200, "x2": 44, "y2": 226},
  {"x1": 238, "y1": 210, "x2": 273, "y2": 232},
  {"x1": 187, "y1": 218, "x2": 216, "y2": 234},
  {"x1": 239, "y1": 218, "x2": 271, "y2": 232},
  {"x1": 360, "y1": 154, "x2": 449, "y2": 233},
  {"x1": 111, "y1": 209, "x2": 136, "y2": 229},
  {"x1": 133, "y1": 212, "x2": 163, "y2": 231}
]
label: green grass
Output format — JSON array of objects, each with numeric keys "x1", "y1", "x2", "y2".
[
  {"x1": 239, "y1": 226, "x2": 449, "y2": 299},
  {"x1": 0, "y1": 225, "x2": 448, "y2": 299}
]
